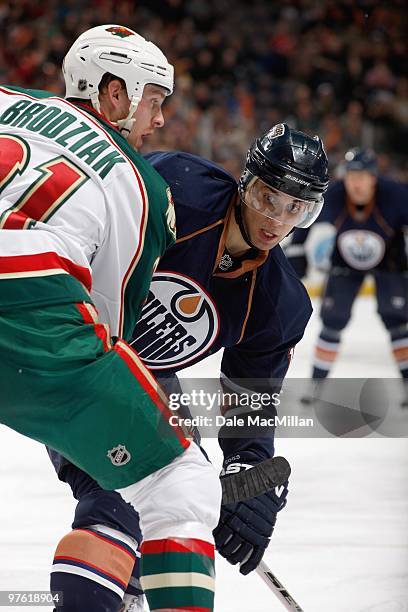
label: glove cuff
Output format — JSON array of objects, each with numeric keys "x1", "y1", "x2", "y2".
[
  {"x1": 219, "y1": 422, "x2": 275, "y2": 462},
  {"x1": 222, "y1": 449, "x2": 265, "y2": 475},
  {"x1": 220, "y1": 439, "x2": 275, "y2": 466}
]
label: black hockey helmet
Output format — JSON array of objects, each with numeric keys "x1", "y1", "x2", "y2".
[
  {"x1": 239, "y1": 123, "x2": 329, "y2": 228},
  {"x1": 344, "y1": 148, "x2": 378, "y2": 174}
]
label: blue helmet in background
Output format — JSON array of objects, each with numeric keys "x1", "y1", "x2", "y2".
[{"x1": 344, "y1": 148, "x2": 378, "y2": 174}]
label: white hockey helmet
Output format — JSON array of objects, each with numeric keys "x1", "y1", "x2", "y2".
[{"x1": 62, "y1": 24, "x2": 174, "y2": 136}]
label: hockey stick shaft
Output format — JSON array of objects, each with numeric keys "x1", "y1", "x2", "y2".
[{"x1": 256, "y1": 560, "x2": 304, "y2": 611}]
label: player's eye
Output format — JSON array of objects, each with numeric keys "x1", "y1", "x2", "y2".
[
  {"x1": 263, "y1": 192, "x2": 278, "y2": 206},
  {"x1": 287, "y1": 201, "x2": 304, "y2": 214}
]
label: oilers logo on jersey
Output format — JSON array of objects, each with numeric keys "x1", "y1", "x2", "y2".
[
  {"x1": 132, "y1": 272, "x2": 219, "y2": 369},
  {"x1": 337, "y1": 230, "x2": 385, "y2": 270}
]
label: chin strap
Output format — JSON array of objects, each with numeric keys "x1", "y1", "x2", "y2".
[
  {"x1": 90, "y1": 93, "x2": 141, "y2": 139},
  {"x1": 90, "y1": 92, "x2": 101, "y2": 114},
  {"x1": 235, "y1": 203, "x2": 257, "y2": 249},
  {"x1": 116, "y1": 94, "x2": 140, "y2": 137}
]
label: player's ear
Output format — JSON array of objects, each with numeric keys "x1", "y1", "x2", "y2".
[
  {"x1": 106, "y1": 79, "x2": 125, "y2": 106},
  {"x1": 99, "y1": 77, "x2": 128, "y2": 120}
]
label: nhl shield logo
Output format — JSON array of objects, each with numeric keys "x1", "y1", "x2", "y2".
[{"x1": 107, "y1": 444, "x2": 131, "y2": 466}]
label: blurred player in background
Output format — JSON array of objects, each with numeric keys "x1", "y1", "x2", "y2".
[
  {"x1": 0, "y1": 24, "x2": 225, "y2": 612},
  {"x1": 49, "y1": 123, "x2": 329, "y2": 611},
  {"x1": 286, "y1": 148, "x2": 408, "y2": 405}
]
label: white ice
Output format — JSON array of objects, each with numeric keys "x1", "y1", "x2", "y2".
[{"x1": 1, "y1": 296, "x2": 407, "y2": 611}]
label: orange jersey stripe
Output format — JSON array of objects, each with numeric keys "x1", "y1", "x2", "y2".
[
  {"x1": 315, "y1": 346, "x2": 338, "y2": 362},
  {"x1": 54, "y1": 529, "x2": 135, "y2": 589},
  {"x1": 393, "y1": 346, "x2": 408, "y2": 362}
]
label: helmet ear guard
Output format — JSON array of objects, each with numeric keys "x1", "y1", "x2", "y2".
[
  {"x1": 63, "y1": 24, "x2": 174, "y2": 137},
  {"x1": 238, "y1": 123, "x2": 329, "y2": 228}
]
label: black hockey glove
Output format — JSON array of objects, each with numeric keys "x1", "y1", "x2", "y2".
[
  {"x1": 213, "y1": 451, "x2": 288, "y2": 575},
  {"x1": 285, "y1": 243, "x2": 308, "y2": 279}
]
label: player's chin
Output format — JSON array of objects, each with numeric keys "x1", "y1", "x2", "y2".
[
  {"x1": 141, "y1": 132, "x2": 153, "y2": 144},
  {"x1": 127, "y1": 134, "x2": 142, "y2": 150},
  {"x1": 136, "y1": 132, "x2": 151, "y2": 147},
  {"x1": 254, "y1": 228, "x2": 281, "y2": 250}
]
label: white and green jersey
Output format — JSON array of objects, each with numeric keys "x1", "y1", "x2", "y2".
[{"x1": 0, "y1": 86, "x2": 175, "y2": 339}]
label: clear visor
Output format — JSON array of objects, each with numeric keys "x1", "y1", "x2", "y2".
[{"x1": 242, "y1": 178, "x2": 322, "y2": 228}]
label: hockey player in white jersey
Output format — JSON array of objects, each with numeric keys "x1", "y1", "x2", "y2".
[{"x1": 0, "y1": 25, "x2": 221, "y2": 612}]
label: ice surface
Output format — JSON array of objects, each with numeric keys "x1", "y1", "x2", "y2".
[{"x1": 1, "y1": 297, "x2": 407, "y2": 611}]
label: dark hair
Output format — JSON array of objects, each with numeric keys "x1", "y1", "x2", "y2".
[{"x1": 98, "y1": 72, "x2": 127, "y2": 94}]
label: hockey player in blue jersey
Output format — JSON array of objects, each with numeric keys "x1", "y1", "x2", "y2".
[
  {"x1": 286, "y1": 148, "x2": 408, "y2": 404},
  {"x1": 48, "y1": 123, "x2": 329, "y2": 611}
]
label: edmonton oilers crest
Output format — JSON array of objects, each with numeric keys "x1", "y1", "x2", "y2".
[
  {"x1": 337, "y1": 230, "x2": 385, "y2": 270},
  {"x1": 132, "y1": 272, "x2": 219, "y2": 369}
]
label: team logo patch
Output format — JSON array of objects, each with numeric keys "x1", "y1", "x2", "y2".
[
  {"x1": 337, "y1": 230, "x2": 385, "y2": 270},
  {"x1": 132, "y1": 272, "x2": 219, "y2": 369},
  {"x1": 106, "y1": 26, "x2": 134, "y2": 38},
  {"x1": 269, "y1": 123, "x2": 285, "y2": 139},
  {"x1": 107, "y1": 444, "x2": 131, "y2": 466},
  {"x1": 219, "y1": 252, "x2": 233, "y2": 271}
]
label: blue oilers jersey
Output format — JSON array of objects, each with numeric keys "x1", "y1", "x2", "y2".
[
  {"x1": 132, "y1": 151, "x2": 312, "y2": 388},
  {"x1": 291, "y1": 178, "x2": 408, "y2": 272}
]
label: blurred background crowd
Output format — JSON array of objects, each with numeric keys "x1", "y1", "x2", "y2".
[{"x1": 0, "y1": 0, "x2": 406, "y2": 179}]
